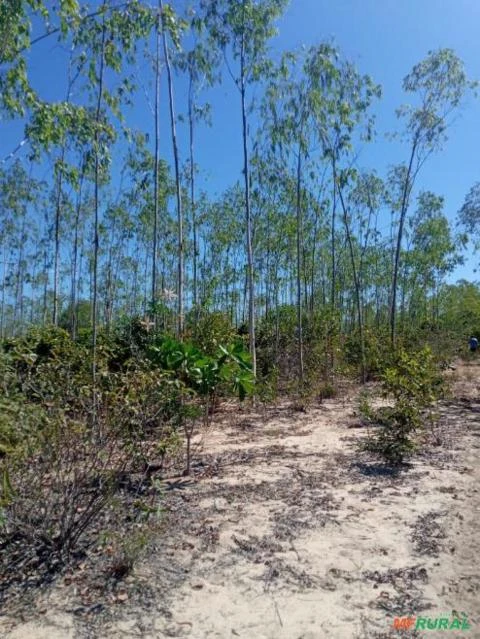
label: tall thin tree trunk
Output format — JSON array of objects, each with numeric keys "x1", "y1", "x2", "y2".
[
  {"x1": 131, "y1": 258, "x2": 139, "y2": 316},
  {"x1": 188, "y1": 73, "x2": 199, "y2": 330},
  {"x1": 161, "y1": 0, "x2": 184, "y2": 337},
  {"x1": 53, "y1": 59, "x2": 78, "y2": 327},
  {"x1": 42, "y1": 245, "x2": 49, "y2": 325},
  {"x1": 14, "y1": 215, "x2": 26, "y2": 334},
  {"x1": 240, "y1": 9, "x2": 256, "y2": 378},
  {"x1": 274, "y1": 266, "x2": 280, "y2": 365},
  {"x1": 52, "y1": 161, "x2": 64, "y2": 326},
  {"x1": 296, "y1": 147, "x2": 304, "y2": 386},
  {"x1": 152, "y1": 5, "x2": 161, "y2": 319},
  {"x1": 330, "y1": 158, "x2": 337, "y2": 309},
  {"x1": 143, "y1": 247, "x2": 149, "y2": 314},
  {"x1": 265, "y1": 212, "x2": 271, "y2": 319},
  {"x1": 390, "y1": 139, "x2": 418, "y2": 347},
  {"x1": 0, "y1": 246, "x2": 6, "y2": 339},
  {"x1": 310, "y1": 202, "x2": 320, "y2": 317},
  {"x1": 92, "y1": 22, "x2": 107, "y2": 434},
  {"x1": 71, "y1": 171, "x2": 84, "y2": 339},
  {"x1": 337, "y1": 186, "x2": 366, "y2": 383}
]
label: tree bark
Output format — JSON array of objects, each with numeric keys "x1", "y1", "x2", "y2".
[
  {"x1": 188, "y1": 73, "x2": 199, "y2": 330},
  {"x1": 92, "y1": 21, "x2": 107, "y2": 434},
  {"x1": 240, "y1": 15, "x2": 256, "y2": 377},
  {"x1": 337, "y1": 184, "x2": 366, "y2": 383},
  {"x1": 295, "y1": 146, "x2": 304, "y2": 386},
  {"x1": 152, "y1": 4, "x2": 161, "y2": 319},
  {"x1": 390, "y1": 138, "x2": 418, "y2": 347},
  {"x1": 161, "y1": 0, "x2": 184, "y2": 337}
]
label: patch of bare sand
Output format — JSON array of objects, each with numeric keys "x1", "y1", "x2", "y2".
[{"x1": 1, "y1": 366, "x2": 480, "y2": 639}]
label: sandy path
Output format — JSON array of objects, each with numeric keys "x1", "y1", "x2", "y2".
[{"x1": 2, "y1": 364, "x2": 480, "y2": 639}]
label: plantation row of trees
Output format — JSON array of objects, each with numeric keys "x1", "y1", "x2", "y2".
[
  {"x1": 2, "y1": 1, "x2": 480, "y2": 596},
  {"x1": 1, "y1": 0, "x2": 479, "y2": 383}
]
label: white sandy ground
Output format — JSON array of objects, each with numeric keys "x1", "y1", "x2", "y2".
[{"x1": 1, "y1": 363, "x2": 479, "y2": 639}]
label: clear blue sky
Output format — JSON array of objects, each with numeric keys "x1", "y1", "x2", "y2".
[{"x1": 2, "y1": 0, "x2": 479, "y2": 281}]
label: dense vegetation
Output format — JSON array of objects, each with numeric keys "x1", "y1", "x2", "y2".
[{"x1": 1, "y1": 0, "x2": 479, "y2": 601}]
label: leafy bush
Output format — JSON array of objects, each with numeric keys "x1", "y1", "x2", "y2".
[
  {"x1": 58, "y1": 299, "x2": 92, "y2": 334},
  {"x1": 0, "y1": 322, "x2": 256, "y2": 600},
  {"x1": 317, "y1": 381, "x2": 337, "y2": 401},
  {"x1": 256, "y1": 305, "x2": 297, "y2": 380},
  {"x1": 3, "y1": 325, "x2": 90, "y2": 386},
  {"x1": 0, "y1": 331, "x2": 184, "y2": 597},
  {"x1": 381, "y1": 347, "x2": 446, "y2": 407},
  {"x1": 191, "y1": 311, "x2": 238, "y2": 356},
  {"x1": 147, "y1": 336, "x2": 254, "y2": 403},
  {"x1": 147, "y1": 336, "x2": 254, "y2": 473},
  {"x1": 256, "y1": 306, "x2": 342, "y2": 394},
  {"x1": 344, "y1": 327, "x2": 391, "y2": 381},
  {"x1": 361, "y1": 346, "x2": 446, "y2": 464}
]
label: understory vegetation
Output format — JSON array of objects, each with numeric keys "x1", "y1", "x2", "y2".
[
  {"x1": 0, "y1": 0, "x2": 479, "y2": 612},
  {"x1": 0, "y1": 321, "x2": 254, "y2": 599},
  {"x1": 0, "y1": 315, "x2": 466, "y2": 599}
]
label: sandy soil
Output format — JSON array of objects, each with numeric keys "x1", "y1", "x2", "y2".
[{"x1": 1, "y1": 362, "x2": 480, "y2": 639}]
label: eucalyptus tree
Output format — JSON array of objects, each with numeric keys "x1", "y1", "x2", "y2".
[
  {"x1": 260, "y1": 50, "x2": 317, "y2": 385},
  {"x1": 68, "y1": 1, "x2": 155, "y2": 429},
  {"x1": 0, "y1": 161, "x2": 45, "y2": 335},
  {"x1": 151, "y1": 2, "x2": 162, "y2": 320},
  {"x1": 1, "y1": 1, "x2": 138, "y2": 157},
  {"x1": 100, "y1": 194, "x2": 136, "y2": 329},
  {"x1": 195, "y1": 186, "x2": 244, "y2": 319},
  {"x1": 87, "y1": 11, "x2": 108, "y2": 413},
  {"x1": 177, "y1": 14, "x2": 219, "y2": 327},
  {"x1": 249, "y1": 151, "x2": 291, "y2": 324},
  {"x1": 389, "y1": 48, "x2": 476, "y2": 346},
  {"x1": 0, "y1": 1, "x2": 52, "y2": 121},
  {"x1": 404, "y1": 192, "x2": 461, "y2": 326},
  {"x1": 439, "y1": 280, "x2": 480, "y2": 338},
  {"x1": 49, "y1": 49, "x2": 91, "y2": 327},
  {"x1": 159, "y1": 1, "x2": 188, "y2": 336},
  {"x1": 305, "y1": 45, "x2": 380, "y2": 380},
  {"x1": 6, "y1": 1, "x2": 154, "y2": 332},
  {"x1": 346, "y1": 172, "x2": 386, "y2": 329},
  {"x1": 123, "y1": 135, "x2": 173, "y2": 316},
  {"x1": 201, "y1": 0, "x2": 288, "y2": 377},
  {"x1": 145, "y1": 2, "x2": 187, "y2": 329},
  {"x1": 70, "y1": 185, "x2": 86, "y2": 335}
]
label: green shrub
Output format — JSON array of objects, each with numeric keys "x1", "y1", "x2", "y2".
[
  {"x1": 256, "y1": 305, "x2": 297, "y2": 380},
  {"x1": 147, "y1": 336, "x2": 254, "y2": 472},
  {"x1": 58, "y1": 299, "x2": 92, "y2": 334},
  {"x1": 317, "y1": 381, "x2": 337, "y2": 401},
  {"x1": 0, "y1": 323, "x2": 255, "y2": 592},
  {"x1": 361, "y1": 346, "x2": 446, "y2": 464},
  {"x1": 0, "y1": 337, "x2": 183, "y2": 591},
  {"x1": 343, "y1": 327, "x2": 392, "y2": 381},
  {"x1": 381, "y1": 346, "x2": 446, "y2": 407},
  {"x1": 191, "y1": 311, "x2": 237, "y2": 356},
  {"x1": 256, "y1": 306, "x2": 342, "y2": 389}
]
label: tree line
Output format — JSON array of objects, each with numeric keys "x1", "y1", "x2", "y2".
[{"x1": 1, "y1": 0, "x2": 479, "y2": 385}]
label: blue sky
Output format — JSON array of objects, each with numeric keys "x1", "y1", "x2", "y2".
[
  {"x1": 2, "y1": 0, "x2": 479, "y2": 282},
  {"x1": 189, "y1": 0, "x2": 480, "y2": 281},
  {"x1": 291, "y1": 1, "x2": 479, "y2": 282}
]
